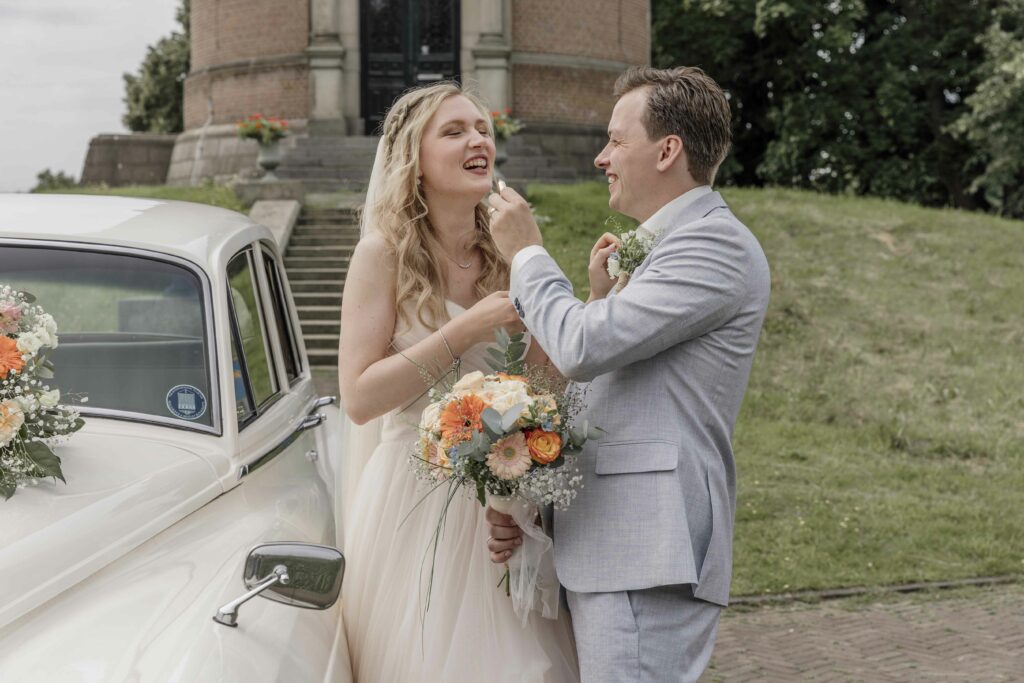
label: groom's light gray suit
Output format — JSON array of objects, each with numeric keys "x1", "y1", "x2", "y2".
[{"x1": 509, "y1": 190, "x2": 770, "y2": 682}]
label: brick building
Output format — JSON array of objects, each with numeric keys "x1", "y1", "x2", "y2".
[{"x1": 168, "y1": 0, "x2": 650, "y2": 186}]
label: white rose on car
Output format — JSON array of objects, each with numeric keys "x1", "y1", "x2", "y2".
[
  {"x1": 35, "y1": 313, "x2": 59, "y2": 348},
  {"x1": 16, "y1": 331, "x2": 43, "y2": 357}
]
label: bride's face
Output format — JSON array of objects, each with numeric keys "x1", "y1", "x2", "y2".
[{"x1": 418, "y1": 95, "x2": 495, "y2": 202}]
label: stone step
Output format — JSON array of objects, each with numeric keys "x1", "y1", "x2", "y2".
[
  {"x1": 300, "y1": 208, "x2": 358, "y2": 217},
  {"x1": 293, "y1": 291, "x2": 343, "y2": 307},
  {"x1": 285, "y1": 256, "x2": 351, "y2": 269},
  {"x1": 292, "y1": 222, "x2": 360, "y2": 231},
  {"x1": 300, "y1": 319, "x2": 341, "y2": 335},
  {"x1": 286, "y1": 245, "x2": 355, "y2": 258},
  {"x1": 296, "y1": 305, "x2": 342, "y2": 317},
  {"x1": 306, "y1": 347, "x2": 339, "y2": 366},
  {"x1": 287, "y1": 267, "x2": 348, "y2": 280},
  {"x1": 289, "y1": 279, "x2": 346, "y2": 293},
  {"x1": 303, "y1": 333, "x2": 340, "y2": 349},
  {"x1": 289, "y1": 234, "x2": 357, "y2": 247}
]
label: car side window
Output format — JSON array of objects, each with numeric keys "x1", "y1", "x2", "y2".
[
  {"x1": 261, "y1": 245, "x2": 302, "y2": 383},
  {"x1": 227, "y1": 250, "x2": 279, "y2": 413}
]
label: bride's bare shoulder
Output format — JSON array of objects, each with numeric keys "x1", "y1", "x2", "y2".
[{"x1": 352, "y1": 232, "x2": 393, "y2": 263}]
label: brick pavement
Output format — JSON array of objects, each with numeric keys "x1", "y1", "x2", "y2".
[{"x1": 702, "y1": 585, "x2": 1024, "y2": 681}]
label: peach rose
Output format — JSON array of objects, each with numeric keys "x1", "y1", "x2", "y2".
[{"x1": 526, "y1": 429, "x2": 561, "y2": 465}]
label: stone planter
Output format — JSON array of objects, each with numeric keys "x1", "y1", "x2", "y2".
[{"x1": 257, "y1": 141, "x2": 283, "y2": 182}]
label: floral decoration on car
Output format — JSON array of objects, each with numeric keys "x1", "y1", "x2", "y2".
[{"x1": 0, "y1": 286, "x2": 85, "y2": 500}]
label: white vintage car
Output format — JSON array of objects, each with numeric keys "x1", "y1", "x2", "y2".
[{"x1": 0, "y1": 194, "x2": 353, "y2": 682}]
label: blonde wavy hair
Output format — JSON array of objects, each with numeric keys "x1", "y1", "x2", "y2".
[{"x1": 364, "y1": 81, "x2": 510, "y2": 334}]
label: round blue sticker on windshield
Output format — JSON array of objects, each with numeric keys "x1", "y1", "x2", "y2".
[{"x1": 166, "y1": 385, "x2": 207, "y2": 421}]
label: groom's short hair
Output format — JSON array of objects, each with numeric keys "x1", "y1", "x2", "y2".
[{"x1": 614, "y1": 66, "x2": 732, "y2": 185}]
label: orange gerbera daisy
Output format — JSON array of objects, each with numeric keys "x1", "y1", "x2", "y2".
[
  {"x1": 0, "y1": 336, "x2": 25, "y2": 376},
  {"x1": 439, "y1": 394, "x2": 489, "y2": 444}
]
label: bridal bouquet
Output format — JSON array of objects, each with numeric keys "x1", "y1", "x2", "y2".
[
  {"x1": 412, "y1": 330, "x2": 599, "y2": 623},
  {"x1": 0, "y1": 286, "x2": 85, "y2": 500}
]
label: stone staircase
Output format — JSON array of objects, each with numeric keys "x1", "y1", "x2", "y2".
[
  {"x1": 277, "y1": 135, "x2": 379, "y2": 192},
  {"x1": 286, "y1": 206, "x2": 360, "y2": 367}
]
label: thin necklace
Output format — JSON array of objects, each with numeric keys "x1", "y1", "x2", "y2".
[{"x1": 441, "y1": 245, "x2": 475, "y2": 269}]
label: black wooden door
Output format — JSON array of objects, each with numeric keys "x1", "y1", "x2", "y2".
[{"x1": 361, "y1": 0, "x2": 461, "y2": 134}]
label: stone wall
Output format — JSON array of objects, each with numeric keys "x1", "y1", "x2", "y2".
[
  {"x1": 165, "y1": 121, "x2": 306, "y2": 185},
  {"x1": 80, "y1": 134, "x2": 177, "y2": 187}
]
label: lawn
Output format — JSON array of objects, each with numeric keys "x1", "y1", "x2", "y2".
[
  {"x1": 35, "y1": 183, "x2": 246, "y2": 212},
  {"x1": 528, "y1": 183, "x2": 1024, "y2": 596}
]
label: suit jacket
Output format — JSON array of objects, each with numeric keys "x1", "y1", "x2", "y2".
[{"x1": 509, "y1": 191, "x2": 770, "y2": 606}]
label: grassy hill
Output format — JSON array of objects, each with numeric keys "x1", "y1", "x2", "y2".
[{"x1": 528, "y1": 183, "x2": 1024, "y2": 596}]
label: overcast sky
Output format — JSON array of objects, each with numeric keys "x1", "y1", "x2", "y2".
[{"x1": 0, "y1": 0, "x2": 180, "y2": 192}]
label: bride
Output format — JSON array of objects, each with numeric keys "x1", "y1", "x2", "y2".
[{"x1": 338, "y1": 82, "x2": 579, "y2": 682}]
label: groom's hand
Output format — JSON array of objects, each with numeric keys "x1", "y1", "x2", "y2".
[
  {"x1": 487, "y1": 182, "x2": 542, "y2": 262},
  {"x1": 485, "y1": 505, "x2": 523, "y2": 563}
]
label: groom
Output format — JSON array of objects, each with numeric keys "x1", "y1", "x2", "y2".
[{"x1": 485, "y1": 66, "x2": 770, "y2": 681}]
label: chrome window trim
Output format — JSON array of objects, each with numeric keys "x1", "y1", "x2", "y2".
[
  {"x1": 226, "y1": 246, "x2": 286, "y2": 431},
  {"x1": 0, "y1": 238, "x2": 222, "y2": 436},
  {"x1": 258, "y1": 242, "x2": 305, "y2": 386}
]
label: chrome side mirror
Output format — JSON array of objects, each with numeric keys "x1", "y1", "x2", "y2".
[{"x1": 213, "y1": 542, "x2": 345, "y2": 627}]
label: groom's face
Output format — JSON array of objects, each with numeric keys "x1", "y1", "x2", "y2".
[{"x1": 594, "y1": 88, "x2": 664, "y2": 221}]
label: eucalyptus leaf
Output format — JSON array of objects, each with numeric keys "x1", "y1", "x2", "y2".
[
  {"x1": 496, "y1": 327, "x2": 511, "y2": 346},
  {"x1": 0, "y1": 479, "x2": 15, "y2": 500},
  {"x1": 487, "y1": 347, "x2": 506, "y2": 363},
  {"x1": 24, "y1": 441, "x2": 65, "y2": 483},
  {"x1": 476, "y1": 478, "x2": 487, "y2": 507},
  {"x1": 36, "y1": 366, "x2": 54, "y2": 379},
  {"x1": 21, "y1": 291, "x2": 36, "y2": 303},
  {"x1": 501, "y1": 404, "x2": 525, "y2": 431},
  {"x1": 481, "y1": 408, "x2": 504, "y2": 439}
]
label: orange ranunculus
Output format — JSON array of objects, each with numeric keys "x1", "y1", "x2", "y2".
[
  {"x1": 0, "y1": 336, "x2": 25, "y2": 376},
  {"x1": 526, "y1": 429, "x2": 561, "y2": 464},
  {"x1": 495, "y1": 372, "x2": 528, "y2": 383},
  {"x1": 439, "y1": 394, "x2": 489, "y2": 444}
]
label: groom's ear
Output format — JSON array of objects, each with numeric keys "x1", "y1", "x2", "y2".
[{"x1": 656, "y1": 135, "x2": 686, "y2": 173}]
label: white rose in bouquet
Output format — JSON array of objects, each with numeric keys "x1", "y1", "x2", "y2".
[{"x1": 452, "y1": 370, "x2": 486, "y2": 394}]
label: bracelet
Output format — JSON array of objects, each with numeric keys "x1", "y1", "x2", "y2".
[{"x1": 438, "y1": 327, "x2": 459, "y2": 365}]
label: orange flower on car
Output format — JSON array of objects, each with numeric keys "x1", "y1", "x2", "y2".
[
  {"x1": 0, "y1": 336, "x2": 25, "y2": 376},
  {"x1": 526, "y1": 429, "x2": 561, "y2": 464},
  {"x1": 439, "y1": 394, "x2": 489, "y2": 444}
]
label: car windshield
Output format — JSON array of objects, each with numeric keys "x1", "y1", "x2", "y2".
[{"x1": 0, "y1": 244, "x2": 215, "y2": 430}]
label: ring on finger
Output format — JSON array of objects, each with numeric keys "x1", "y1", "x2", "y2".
[{"x1": 488, "y1": 206, "x2": 498, "y2": 215}]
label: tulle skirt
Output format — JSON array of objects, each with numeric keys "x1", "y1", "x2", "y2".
[{"x1": 342, "y1": 439, "x2": 579, "y2": 682}]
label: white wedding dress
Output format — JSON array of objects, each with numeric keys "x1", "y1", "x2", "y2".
[{"x1": 340, "y1": 299, "x2": 579, "y2": 683}]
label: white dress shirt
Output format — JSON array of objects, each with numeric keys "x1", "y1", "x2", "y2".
[{"x1": 510, "y1": 185, "x2": 713, "y2": 281}]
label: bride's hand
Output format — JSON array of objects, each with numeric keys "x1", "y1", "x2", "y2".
[
  {"x1": 451, "y1": 291, "x2": 525, "y2": 346},
  {"x1": 587, "y1": 232, "x2": 621, "y2": 301}
]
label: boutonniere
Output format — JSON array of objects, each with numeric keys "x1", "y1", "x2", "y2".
[{"x1": 605, "y1": 227, "x2": 655, "y2": 291}]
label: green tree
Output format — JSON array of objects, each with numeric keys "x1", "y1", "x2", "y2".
[
  {"x1": 652, "y1": 0, "x2": 993, "y2": 211},
  {"x1": 952, "y1": 0, "x2": 1024, "y2": 217},
  {"x1": 30, "y1": 169, "x2": 77, "y2": 192},
  {"x1": 122, "y1": 0, "x2": 190, "y2": 133}
]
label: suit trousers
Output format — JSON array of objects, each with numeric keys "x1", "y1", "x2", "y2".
[{"x1": 565, "y1": 584, "x2": 721, "y2": 683}]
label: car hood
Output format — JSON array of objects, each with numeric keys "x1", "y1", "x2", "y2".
[{"x1": 0, "y1": 428, "x2": 223, "y2": 628}]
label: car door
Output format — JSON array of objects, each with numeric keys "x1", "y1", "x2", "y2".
[{"x1": 213, "y1": 244, "x2": 348, "y2": 682}]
